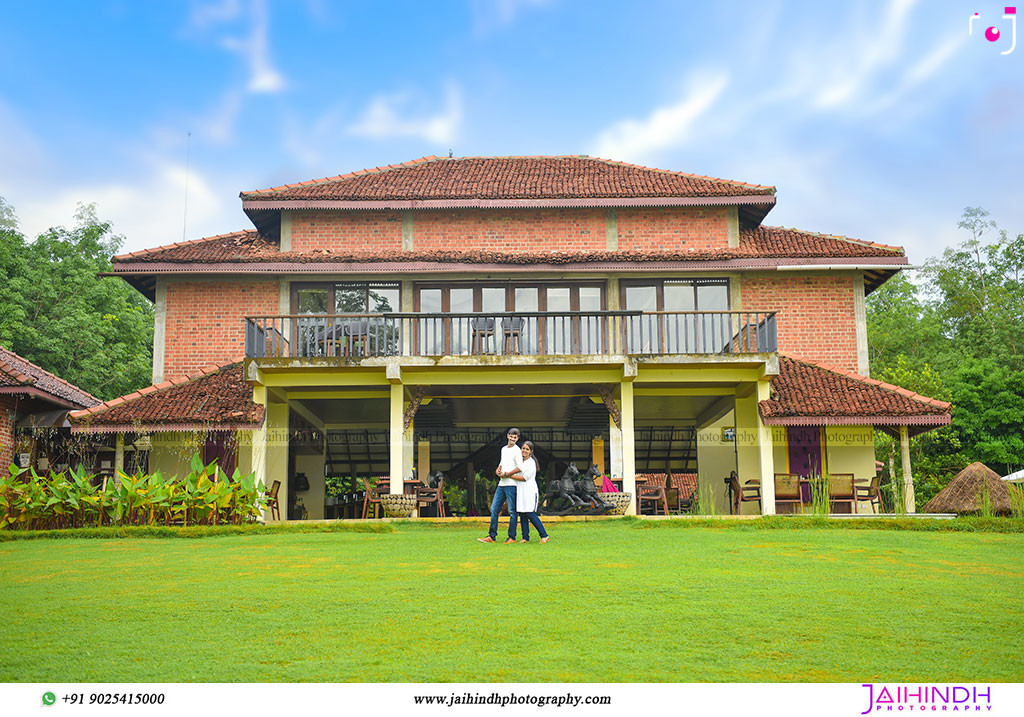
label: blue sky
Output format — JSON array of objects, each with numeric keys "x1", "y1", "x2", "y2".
[{"x1": 1, "y1": 0, "x2": 1021, "y2": 261}]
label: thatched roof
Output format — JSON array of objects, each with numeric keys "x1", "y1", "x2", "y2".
[{"x1": 923, "y1": 462, "x2": 1013, "y2": 516}]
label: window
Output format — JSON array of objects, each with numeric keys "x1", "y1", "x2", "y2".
[
  {"x1": 621, "y1": 279, "x2": 731, "y2": 353},
  {"x1": 291, "y1": 283, "x2": 401, "y2": 357},
  {"x1": 292, "y1": 282, "x2": 401, "y2": 315}
]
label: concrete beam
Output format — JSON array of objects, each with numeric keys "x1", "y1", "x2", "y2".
[
  {"x1": 152, "y1": 279, "x2": 167, "y2": 384},
  {"x1": 696, "y1": 394, "x2": 735, "y2": 429},
  {"x1": 290, "y1": 399, "x2": 326, "y2": 432},
  {"x1": 605, "y1": 209, "x2": 618, "y2": 250},
  {"x1": 279, "y1": 211, "x2": 293, "y2": 251},
  {"x1": 401, "y1": 211, "x2": 414, "y2": 251},
  {"x1": 386, "y1": 361, "x2": 402, "y2": 385}
]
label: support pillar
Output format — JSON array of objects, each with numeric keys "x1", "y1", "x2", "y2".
[
  {"x1": 900, "y1": 425, "x2": 916, "y2": 513},
  {"x1": 389, "y1": 383, "x2": 404, "y2": 495},
  {"x1": 609, "y1": 418, "x2": 623, "y2": 485},
  {"x1": 621, "y1": 381, "x2": 636, "y2": 515},
  {"x1": 114, "y1": 433, "x2": 125, "y2": 474},
  {"x1": 735, "y1": 381, "x2": 775, "y2": 515},
  {"x1": 591, "y1": 438, "x2": 605, "y2": 476},
  {"x1": 252, "y1": 386, "x2": 268, "y2": 521},
  {"x1": 266, "y1": 398, "x2": 289, "y2": 521}
]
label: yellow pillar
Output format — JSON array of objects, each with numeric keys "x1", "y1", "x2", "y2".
[
  {"x1": 735, "y1": 381, "x2": 775, "y2": 514},
  {"x1": 900, "y1": 425, "x2": 915, "y2": 513},
  {"x1": 592, "y1": 438, "x2": 605, "y2": 477},
  {"x1": 266, "y1": 399, "x2": 289, "y2": 521},
  {"x1": 417, "y1": 440, "x2": 431, "y2": 480},
  {"x1": 621, "y1": 381, "x2": 636, "y2": 515},
  {"x1": 252, "y1": 386, "x2": 268, "y2": 521},
  {"x1": 389, "y1": 383, "x2": 404, "y2": 494}
]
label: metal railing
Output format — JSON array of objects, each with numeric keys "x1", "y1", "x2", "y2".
[{"x1": 244, "y1": 311, "x2": 777, "y2": 359}]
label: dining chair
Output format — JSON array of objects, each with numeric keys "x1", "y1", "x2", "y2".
[
  {"x1": 773, "y1": 473, "x2": 805, "y2": 513},
  {"x1": 728, "y1": 472, "x2": 762, "y2": 514},
  {"x1": 471, "y1": 317, "x2": 495, "y2": 354},
  {"x1": 828, "y1": 473, "x2": 856, "y2": 514},
  {"x1": 265, "y1": 479, "x2": 281, "y2": 521},
  {"x1": 502, "y1": 316, "x2": 523, "y2": 354},
  {"x1": 855, "y1": 473, "x2": 884, "y2": 514},
  {"x1": 669, "y1": 473, "x2": 699, "y2": 514},
  {"x1": 636, "y1": 473, "x2": 670, "y2": 516},
  {"x1": 415, "y1": 474, "x2": 446, "y2": 517},
  {"x1": 361, "y1": 477, "x2": 388, "y2": 519}
]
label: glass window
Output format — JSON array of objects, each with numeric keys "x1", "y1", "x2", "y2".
[
  {"x1": 335, "y1": 286, "x2": 367, "y2": 313},
  {"x1": 481, "y1": 287, "x2": 505, "y2": 313},
  {"x1": 370, "y1": 287, "x2": 399, "y2": 313},
  {"x1": 297, "y1": 289, "x2": 329, "y2": 314},
  {"x1": 664, "y1": 282, "x2": 696, "y2": 311},
  {"x1": 696, "y1": 282, "x2": 729, "y2": 311},
  {"x1": 514, "y1": 287, "x2": 539, "y2": 312},
  {"x1": 624, "y1": 285, "x2": 657, "y2": 311}
]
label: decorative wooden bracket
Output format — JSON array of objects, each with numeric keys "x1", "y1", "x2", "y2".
[
  {"x1": 597, "y1": 385, "x2": 621, "y2": 429},
  {"x1": 403, "y1": 386, "x2": 427, "y2": 431}
]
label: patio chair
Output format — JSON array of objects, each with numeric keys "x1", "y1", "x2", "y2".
[
  {"x1": 855, "y1": 473, "x2": 884, "y2": 514},
  {"x1": 636, "y1": 473, "x2": 669, "y2": 516},
  {"x1": 828, "y1": 473, "x2": 856, "y2": 514},
  {"x1": 265, "y1": 479, "x2": 281, "y2": 521},
  {"x1": 361, "y1": 477, "x2": 388, "y2": 519},
  {"x1": 773, "y1": 473, "x2": 805, "y2": 514},
  {"x1": 342, "y1": 320, "x2": 372, "y2": 357},
  {"x1": 415, "y1": 473, "x2": 446, "y2": 517},
  {"x1": 502, "y1": 316, "x2": 524, "y2": 354},
  {"x1": 471, "y1": 317, "x2": 495, "y2": 354},
  {"x1": 669, "y1": 473, "x2": 699, "y2": 513},
  {"x1": 728, "y1": 472, "x2": 761, "y2": 514}
]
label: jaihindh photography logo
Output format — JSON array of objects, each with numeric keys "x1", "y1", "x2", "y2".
[{"x1": 860, "y1": 684, "x2": 993, "y2": 713}]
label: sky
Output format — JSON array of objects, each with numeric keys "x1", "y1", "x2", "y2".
[{"x1": 0, "y1": 0, "x2": 1021, "y2": 263}]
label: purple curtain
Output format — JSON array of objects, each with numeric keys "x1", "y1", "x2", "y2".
[
  {"x1": 202, "y1": 432, "x2": 237, "y2": 477},
  {"x1": 787, "y1": 427, "x2": 821, "y2": 503}
]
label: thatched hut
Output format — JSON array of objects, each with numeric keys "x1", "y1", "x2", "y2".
[{"x1": 923, "y1": 462, "x2": 1013, "y2": 516}]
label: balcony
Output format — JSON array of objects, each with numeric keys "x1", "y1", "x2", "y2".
[{"x1": 244, "y1": 311, "x2": 777, "y2": 360}]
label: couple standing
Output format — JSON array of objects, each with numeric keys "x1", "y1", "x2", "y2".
[{"x1": 477, "y1": 427, "x2": 549, "y2": 544}]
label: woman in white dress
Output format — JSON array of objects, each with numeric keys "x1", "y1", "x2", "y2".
[{"x1": 513, "y1": 441, "x2": 549, "y2": 543}]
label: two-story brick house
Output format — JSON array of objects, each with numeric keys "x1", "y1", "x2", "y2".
[{"x1": 69, "y1": 156, "x2": 951, "y2": 518}]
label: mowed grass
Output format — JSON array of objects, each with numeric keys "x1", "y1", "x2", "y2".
[{"x1": 1, "y1": 520, "x2": 1022, "y2": 682}]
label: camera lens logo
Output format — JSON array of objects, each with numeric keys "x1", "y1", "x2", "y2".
[{"x1": 970, "y1": 7, "x2": 1017, "y2": 54}]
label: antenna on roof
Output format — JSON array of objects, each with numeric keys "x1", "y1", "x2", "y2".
[
  {"x1": 448, "y1": 149, "x2": 453, "y2": 158},
  {"x1": 182, "y1": 130, "x2": 192, "y2": 242}
]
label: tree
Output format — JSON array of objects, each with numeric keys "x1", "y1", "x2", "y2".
[{"x1": 0, "y1": 200, "x2": 153, "y2": 400}]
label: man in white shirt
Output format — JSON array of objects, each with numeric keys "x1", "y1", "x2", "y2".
[{"x1": 477, "y1": 427, "x2": 523, "y2": 543}]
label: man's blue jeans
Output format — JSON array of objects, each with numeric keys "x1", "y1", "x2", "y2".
[{"x1": 488, "y1": 485, "x2": 518, "y2": 540}]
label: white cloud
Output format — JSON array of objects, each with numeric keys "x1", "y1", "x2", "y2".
[
  {"x1": 813, "y1": 0, "x2": 918, "y2": 109},
  {"x1": 588, "y1": 74, "x2": 728, "y2": 162},
  {"x1": 348, "y1": 83, "x2": 462, "y2": 145},
  {"x1": 471, "y1": 0, "x2": 554, "y2": 35},
  {"x1": 191, "y1": 0, "x2": 285, "y2": 94}
]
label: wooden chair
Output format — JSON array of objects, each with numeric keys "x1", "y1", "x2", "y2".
[
  {"x1": 773, "y1": 473, "x2": 805, "y2": 514},
  {"x1": 636, "y1": 473, "x2": 669, "y2": 516},
  {"x1": 361, "y1": 477, "x2": 388, "y2": 519},
  {"x1": 855, "y1": 474, "x2": 884, "y2": 514},
  {"x1": 415, "y1": 475, "x2": 446, "y2": 517},
  {"x1": 669, "y1": 473, "x2": 698, "y2": 513},
  {"x1": 828, "y1": 473, "x2": 856, "y2": 514},
  {"x1": 265, "y1": 479, "x2": 281, "y2": 521},
  {"x1": 728, "y1": 472, "x2": 761, "y2": 514}
]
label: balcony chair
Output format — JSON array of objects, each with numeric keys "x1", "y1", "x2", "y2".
[
  {"x1": 855, "y1": 473, "x2": 884, "y2": 514},
  {"x1": 361, "y1": 477, "x2": 388, "y2": 519},
  {"x1": 635, "y1": 473, "x2": 670, "y2": 516},
  {"x1": 727, "y1": 472, "x2": 762, "y2": 514},
  {"x1": 669, "y1": 473, "x2": 699, "y2": 514},
  {"x1": 341, "y1": 320, "x2": 372, "y2": 357},
  {"x1": 828, "y1": 473, "x2": 857, "y2": 514},
  {"x1": 773, "y1": 473, "x2": 805, "y2": 514},
  {"x1": 471, "y1": 317, "x2": 495, "y2": 354},
  {"x1": 415, "y1": 474, "x2": 447, "y2": 517},
  {"x1": 502, "y1": 316, "x2": 524, "y2": 354},
  {"x1": 265, "y1": 480, "x2": 281, "y2": 521}
]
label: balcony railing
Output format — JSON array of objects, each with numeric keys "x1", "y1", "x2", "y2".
[{"x1": 244, "y1": 311, "x2": 777, "y2": 359}]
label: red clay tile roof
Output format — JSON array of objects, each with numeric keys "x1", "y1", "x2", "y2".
[
  {"x1": 69, "y1": 362, "x2": 263, "y2": 433},
  {"x1": 0, "y1": 345, "x2": 100, "y2": 408},
  {"x1": 760, "y1": 356, "x2": 951, "y2": 429},
  {"x1": 240, "y1": 156, "x2": 776, "y2": 201},
  {"x1": 112, "y1": 226, "x2": 903, "y2": 266}
]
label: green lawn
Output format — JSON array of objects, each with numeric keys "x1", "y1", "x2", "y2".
[{"x1": 1, "y1": 520, "x2": 1022, "y2": 682}]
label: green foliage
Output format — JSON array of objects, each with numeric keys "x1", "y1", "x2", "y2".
[
  {"x1": 0, "y1": 200, "x2": 153, "y2": 400},
  {"x1": 0, "y1": 456, "x2": 266, "y2": 530},
  {"x1": 442, "y1": 481, "x2": 467, "y2": 516},
  {"x1": 868, "y1": 208, "x2": 1024, "y2": 497}
]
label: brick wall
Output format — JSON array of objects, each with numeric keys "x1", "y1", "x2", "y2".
[
  {"x1": 414, "y1": 209, "x2": 607, "y2": 252},
  {"x1": 287, "y1": 207, "x2": 730, "y2": 253},
  {"x1": 741, "y1": 275, "x2": 859, "y2": 371},
  {"x1": 0, "y1": 395, "x2": 16, "y2": 468},
  {"x1": 163, "y1": 280, "x2": 279, "y2": 379},
  {"x1": 616, "y1": 207, "x2": 730, "y2": 251},
  {"x1": 291, "y1": 211, "x2": 403, "y2": 252}
]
